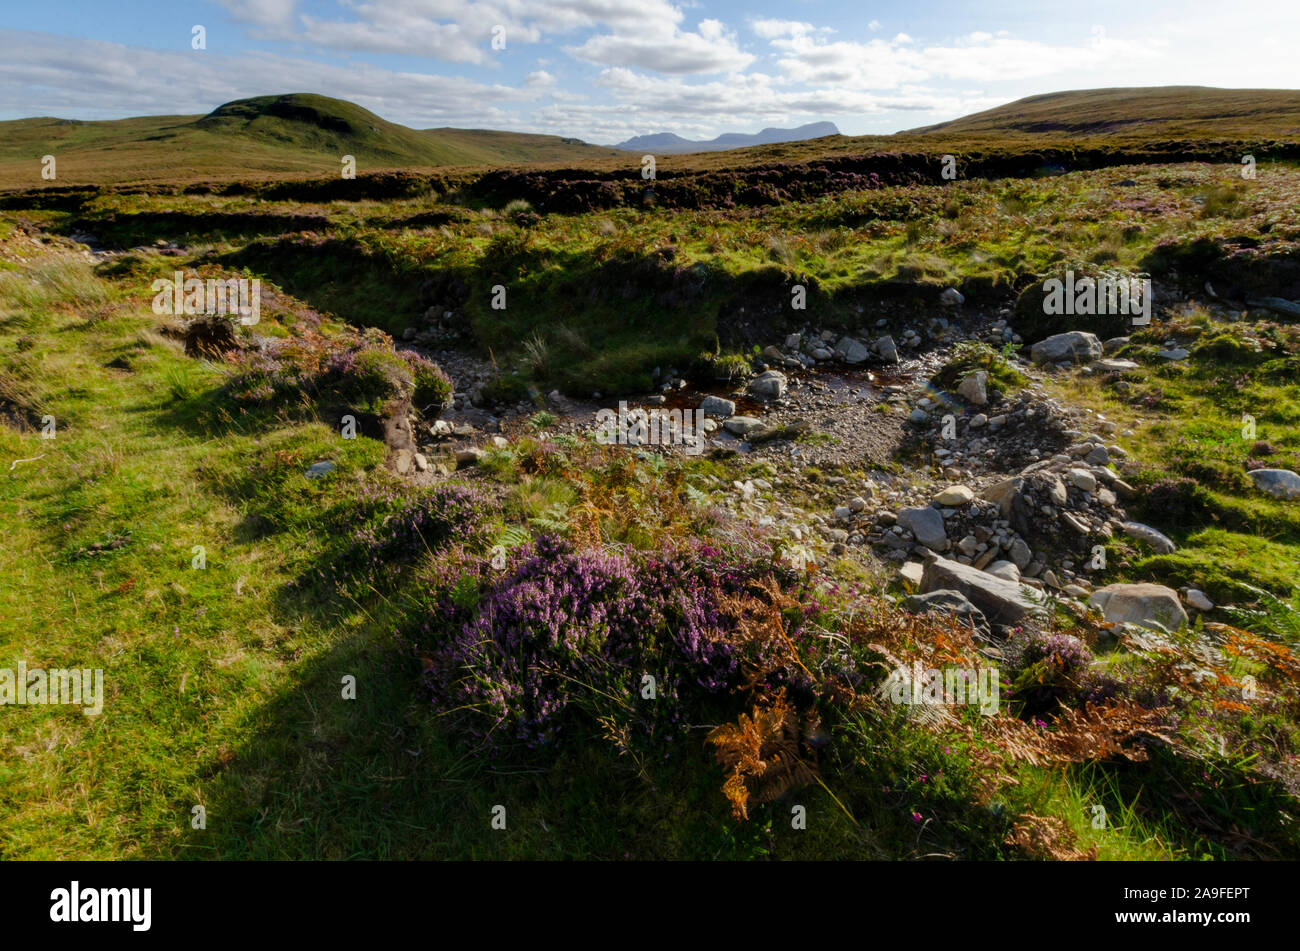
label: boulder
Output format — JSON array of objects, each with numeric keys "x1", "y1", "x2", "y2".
[
  {"x1": 698, "y1": 395, "x2": 736, "y2": 418},
  {"x1": 1067, "y1": 468, "x2": 1097, "y2": 492},
  {"x1": 933, "y1": 485, "x2": 975, "y2": 507},
  {"x1": 1249, "y1": 468, "x2": 1300, "y2": 500},
  {"x1": 1008, "y1": 538, "x2": 1032, "y2": 570},
  {"x1": 834, "y1": 336, "x2": 871, "y2": 364},
  {"x1": 939, "y1": 287, "x2": 965, "y2": 307},
  {"x1": 921, "y1": 556, "x2": 1048, "y2": 625},
  {"x1": 904, "y1": 588, "x2": 990, "y2": 637},
  {"x1": 723, "y1": 416, "x2": 765, "y2": 436},
  {"x1": 956, "y1": 371, "x2": 988, "y2": 405},
  {"x1": 873, "y1": 335, "x2": 899, "y2": 363},
  {"x1": 899, "y1": 561, "x2": 926, "y2": 587},
  {"x1": 1097, "y1": 358, "x2": 1139, "y2": 372},
  {"x1": 747, "y1": 370, "x2": 787, "y2": 400},
  {"x1": 1029, "y1": 331, "x2": 1103, "y2": 365},
  {"x1": 1246, "y1": 297, "x2": 1300, "y2": 319},
  {"x1": 1090, "y1": 583, "x2": 1188, "y2": 632},
  {"x1": 1121, "y1": 521, "x2": 1177, "y2": 554},
  {"x1": 898, "y1": 506, "x2": 949, "y2": 552}
]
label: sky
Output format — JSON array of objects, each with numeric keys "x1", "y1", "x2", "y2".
[{"x1": 2, "y1": 0, "x2": 1298, "y2": 143}]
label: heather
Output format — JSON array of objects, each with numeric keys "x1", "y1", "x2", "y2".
[
  {"x1": 222, "y1": 324, "x2": 450, "y2": 417},
  {"x1": 416, "y1": 535, "x2": 814, "y2": 753},
  {"x1": 325, "y1": 481, "x2": 498, "y2": 594}
]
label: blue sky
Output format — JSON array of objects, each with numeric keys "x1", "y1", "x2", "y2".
[{"x1": 2, "y1": 0, "x2": 1297, "y2": 142}]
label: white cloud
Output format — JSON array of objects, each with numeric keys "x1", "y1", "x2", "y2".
[
  {"x1": 214, "y1": 0, "x2": 298, "y2": 27},
  {"x1": 0, "y1": 30, "x2": 537, "y2": 128},
  {"x1": 749, "y1": 18, "x2": 832, "y2": 40},
  {"x1": 569, "y1": 20, "x2": 753, "y2": 74}
]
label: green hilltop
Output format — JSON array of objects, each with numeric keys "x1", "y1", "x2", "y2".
[{"x1": 0, "y1": 93, "x2": 622, "y2": 186}]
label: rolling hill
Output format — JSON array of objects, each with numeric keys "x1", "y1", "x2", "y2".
[
  {"x1": 905, "y1": 86, "x2": 1300, "y2": 138},
  {"x1": 0, "y1": 93, "x2": 621, "y2": 187},
  {"x1": 4, "y1": 87, "x2": 1300, "y2": 190}
]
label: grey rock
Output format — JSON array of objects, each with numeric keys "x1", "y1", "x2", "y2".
[
  {"x1": 873, "y1": 335, "x2": 899, "y2": 363},
  {"x1": 1090, "y1": 583, "x2": 1188, "y2": 632},
  {"x1": 956, "y1": 371, "x2": 988, "y2": 405},
  {"x1": 698, "y1": 395, "x2": 736, "y2": 418},
  {"x1": 921, "y1": 556, "x2": 1049, "y2": 625},
  {"x1": 898, "y1": 506, "x2": 949, "y2": 552},
  {"x1": 1030, "y1": 331, "x2": 1103, "y2": 365},
  {"x1": 905, "y1": 588, "x2": 990, "y2": 637},
  {"x1": 1067, "y1": 468, "x2": 1097, "y2": 492},
  {"x1": 1096, "y1": 358, "x2": 1139, "y2": 372},
  {"x1": 747, "y1": 370, "x2": 788, "y2": 400},
  {"x1": 986, "y1": 560, "x2": 1021, "y2": 582},
  {"x1": 1246, "y1": 297, "x2": 1300, "y2": 319},
  {"x1": 834, "y1": 336, "x2": 871, "y2": 364},
  {"x1": 1122, "y1": 521, "x2": 1177, "y2": 554},
  {"x1": 939, "y1": 287, "x2": 965, "y2": 307},
  {"x1": 1045, "y1": 474, "x2": 1068, "y2": 506},
  {"x1": 305, "y1": 461, "x2": 336, "y2": 480},
  {"x1": 1009, "y1": 538, "x2": 1032, "y2": 570},
  {"x1": 1085, "y1": 445, "x2": 1110, "y2": 466},
  {"x1": 1249, "y1": 468, "x2": 1300, "y2": 500},
  {"x1": 933, "y1": 484, "x2": 975, "y2": 506},
  {"x1": 899, "y1": 561, "x2": 926, "y2": 587},
  {"x1": 724, "y1": 416, "x2": 765, "y2": 436}
]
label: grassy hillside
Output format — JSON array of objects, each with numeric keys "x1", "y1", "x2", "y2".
[
  {"x1": 6, "y1": 87, "x2": 1300, "y2": 191},
  {"x1": 0, "y1": 94, "x2": 621, "y2": 187},
  {"x1": 907, "y1": 87, "x2": 1300, "y2": 138}
]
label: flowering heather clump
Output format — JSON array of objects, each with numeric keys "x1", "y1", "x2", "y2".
[
  {"x1": 223, "y1": 326, "x2": 451, "y2": 416},
  {"x1": 399, "y1": 349, "x2": 453, "y2": 412},
  {"x1": 1140, "y1": 477, "x2": 1212, "y2": 524},
  {"x1": 420, "y1": 535, "x2": 798, "y2": 751},
  {"x1": 1006, "y1": 631, "x2": 1107, "y2": 718},
  {"x1": 329, "y1": 482, "x2": 497, "y2": 593}
]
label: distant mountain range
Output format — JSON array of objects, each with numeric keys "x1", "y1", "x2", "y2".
[{"x1": 610, "y1": 122, "x2": 840, "y2": 154}]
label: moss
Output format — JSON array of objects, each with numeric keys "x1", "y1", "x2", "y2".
[
  {"x1": 1012, "y1": 263, "x2": 1142, "y2": 343},
  {"x1": 931, "y1": 340, "x2": 1027, "y2": 394}
]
